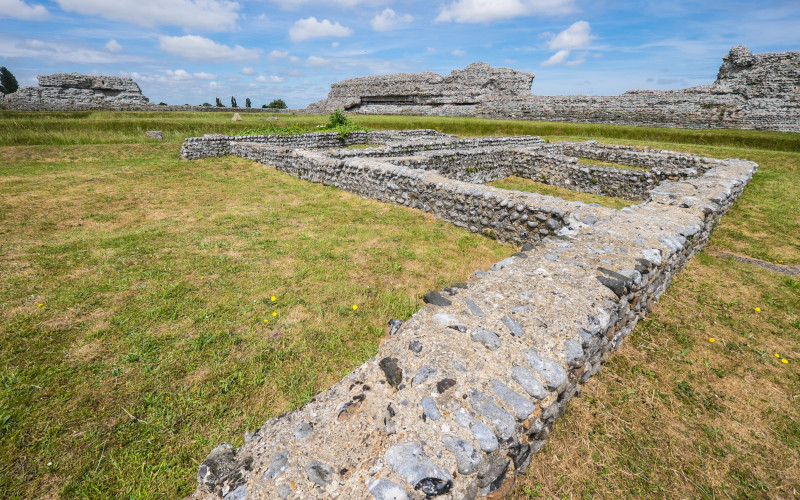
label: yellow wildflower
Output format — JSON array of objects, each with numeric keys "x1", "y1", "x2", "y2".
[
  {"x1": 272, "y1": 312, "x2": 277, "y2": 317},
  {"x1": 352, "y1": 304, "x2": 358, "y2": 310},
  {"x1": 709, "y1": 338, "x2": 715, "y2": 343},
  {"x1": 37, "y1": 303, "x2": 43, "y2": 308},
  {"x1": 755, "y1": 307, "x2": 761, "y2": 312},
  {"x1": 782, "y1": 359, "x2": 789, "y2": 364},
  {"x1": 271, "y1": 296, "x2": 277, "y2": 302}
]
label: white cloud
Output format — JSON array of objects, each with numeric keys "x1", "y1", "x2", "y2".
[
  {"x1": 331, "y1": 41, "x2": 339, "y2": 48},
  {"x1": 165, "y1": 69, "x2": 193, "y2": 81},
  {"x1": 542, "y1": 49, "x2": 569, "y2": 66},
  {"x1": 0, "y1": 0, "x2": 49, "y2": 20},
  {"x1": 2, "y1": 37, "x2": 145, "y2": 63},
  {"x1": 451, "y1": 49, "x2": 465, "y2": 56},
  {"x1": 371, "y1": 8, "x2": 412, "y2": 31},
  {"x1": 306, "y1": 55, "x2": 328, "y2": 67},
  {"x1": 54, "y1": 0, "x2": 240, "y2": 31},
  {"x1": 270, "y1": 75, "x2": 285, "y2": 83},
  {"x1": 193, "y1": 72, "x2": 216, "y2": 79},
  {"x1": 547, "y1": 20, "x2": 593, "y2": 50},
  {"x1": 241, "y1": 66, "x2": 257, "y2": 75},
  {"x1": 272, "y1": 0, "x2": 380, "y2": 7},
  {"x1": 437, "y1": 0, "x2": 576, "y2": 23},
  {"x1": 105, "y1": 39, "x2": 123, "y2": 53},
  {"x1": 267, "y1": 49, "x2": 289, "y2": 62},
  {"x1": 255, "y1": 75, "x2": 268, "y2": 82},
  {"x1": 542, "y1": 21, "x2": 594, "y2": 66},
  {"x1": 158, "y1": 35, "x2": 259, "y2": 63},
  {"x1": 289, "y1": 56, "x2": 299, "y2": 63},
  {"x1": 289, "y1": 17, "x2": 353, "y2": 42}
]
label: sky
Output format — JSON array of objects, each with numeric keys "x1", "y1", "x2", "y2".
[{"x1": 2, "y1": 0, "x2": 799, "y2": 108}]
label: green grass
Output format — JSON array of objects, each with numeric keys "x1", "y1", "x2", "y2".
[
  {"x1": 489, "y1": 176, "x2": 632, "y2": 209},
  {"x1": 1, "y1": 111, "x2": 798, "y2": 499},
  {"x1": 574, "y1": 156, "x2": 649, "y2": 170}
]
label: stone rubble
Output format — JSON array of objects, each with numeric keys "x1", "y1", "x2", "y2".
[
  {"x1": 179, "y1": 129, "x2": 756, "y2": 499},
  {"x1": 308, "y1": 46, "x2": 800, "y2": 132}
]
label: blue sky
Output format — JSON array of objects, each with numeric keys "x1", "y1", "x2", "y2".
[{"x1": 2, "y1": 0, "x2": 799, "y2": 108}]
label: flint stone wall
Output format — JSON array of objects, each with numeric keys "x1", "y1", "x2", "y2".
[
  {"x1": 180, "y1": 130, "x2": 756, "y2": 499},
  {"x1": 4, "y1": 73, "x2": 150, "y2": 108},
  {"x1": 308, "y1": 46, "x2": 800, "y2": 133}
]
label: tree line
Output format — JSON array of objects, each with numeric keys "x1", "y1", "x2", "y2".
[{"x1": 205, "y1": 97, "x2": 287, "y2": 109}]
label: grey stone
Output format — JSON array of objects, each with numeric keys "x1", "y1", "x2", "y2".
[
  {"x1": 423, "y1": 291, "x2": 452, "y2": 306},
  {"x1": 304, "y1": 460, "x2": 335, "y2": 487},
  {"x1": 262, "y1": 451, "x2": 290, "y2": 479},
  {"x1": 388, "y1": 319, "x2": 403, "y2": 336},
  {"x1": 470, "y1": 327, "x2": 501, "y2": 350},
  {"x1": 224, "y1": 484, "x2": 247, "y2": 500},
  {"x1": 442, "y1": 435, "x2": 482, "y2": 475},
  {"x1": 379, "y1": 357, "x2": 403, "y2": 388},
  {"x1": 384, "y1": 443, "x2": 453, "y2": 495},
  {"x1": 368, "y1": 478, "x2": 410, "y2": 500},
  {"x1": 452, "y1": 359, "x2": 468, "y2": 371},
  {"x1": 408, "y1": 340, "x2": 422, "y2": 354},
  {"x1": 455, "y1": 409, "x2": 498, "y2": 452},
  {"x1": 464, "y1": 298, "x2": 486, "y2": 317},
  {"x1": 501, "y1": 315, "x2": 524, "y2": 337},
  {"x1": 469, "y1": 390, "x2": 516, "y2": 440},
  {"x1": 277, "y1": 483, "x2": 293, "y2": 498},
  {"x1": 523, "y1": 349, "x2": 567, "y2": 392},
  {"x1": 421, "y1": 397, "x2": 442, "y2": 421},
  {"x1": 293, "y1": 422, "x2": 312, "y2": 441},
  {"x1": 436, "y1": 378, "x2": 456, "y2": 393},
  {"x1": 511, "y1": 365, "x2": 547, "y2": 399},
  {"x1": 490, "y1": 257, "x2": 516, "y2": 271},
  {"x1": 413, "y1": 366, "x2": 437, "y2": 386},
  {"x1": 563, "y1": 340, "x2": 584, "y2": 367},
  {"x1": 491, "y1": 380, "x2": 536, "y2": 420}
]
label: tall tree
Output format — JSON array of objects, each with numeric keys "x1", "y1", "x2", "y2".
[
  {"x1": 245, "y1": 97, "x2": 251, "y2": 108},
  {"x1": 0, "y1": 67, "x2": 19, "y2": 95}
]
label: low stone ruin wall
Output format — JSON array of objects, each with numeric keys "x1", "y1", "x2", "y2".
[{"x1": 180, "y1": 130, "x2": 756, "y2": 499}]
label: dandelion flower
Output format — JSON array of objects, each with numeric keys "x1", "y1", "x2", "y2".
[
  {"x1": 782, "y1": 359, "x2": 789, "y2": 364},
  {"x1": 264, "y1": 319, "x2": 269, "y2": 323},
  {"x1": 776, "y1": 353, "x2": 781, "y2": 358},
  {"x1": 709, "y1": 338, "x2": 715, "y2": 343},
  {"x1": 37, "y1": 303, "x2": 43, "y2": 308},
  {"x1": 272, "y1": 312, "x2": 278, "y2": 317},
  {"x1": 352, "y1": 304, "x2": 358, "y2": 310},
  {"x1": 270, "y1": 296, "x2": 277, "y2": 302},
  {"x1": 149, "y1": 254, "x2": 153, "y2": 258},
  {"x1": 755, "y1": 307, "x2": 761, "y2": 312}
]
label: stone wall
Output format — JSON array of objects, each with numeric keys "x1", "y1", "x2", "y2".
[
  {"x1": 4, "y1": 73, "x2": 150, "y2": 108},
  {"x1": 308, "y1": 46, "x2": 800, "y2": 133},
  {"x1": 307, "y1": 63, "x2": 533, "y2": 114},
  {"x1": 179, "y1": 130, "x2": 756, "y2": 499}
]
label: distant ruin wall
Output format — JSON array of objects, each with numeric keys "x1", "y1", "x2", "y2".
[
  {"x1": 308, "y1": 46, "x2": 800, "y2": 133},
  {"x1": 3, "y1": 73, "x2": 150, "y2": 108}
]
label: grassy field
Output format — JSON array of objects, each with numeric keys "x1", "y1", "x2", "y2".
[{"x1": 0, "y1": 111, "x2": 798, "y2": 499}]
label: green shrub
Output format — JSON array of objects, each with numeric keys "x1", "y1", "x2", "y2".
[
  {"x1": 267, "y1": 99, "x2": 287, "y2": 109},
  {"x1": 0, "y1": 67, "x2": 19, "y2": 95},
  {"x1": 327, "y1": 108, "x2": 351, "y2": 128}
]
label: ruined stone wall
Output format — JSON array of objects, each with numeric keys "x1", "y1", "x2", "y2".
[
  {"x1": 4, "y1": 73, "x2": 150, "y2": 108},
  {"x1": 307, "y1": 63, "x2": 534, "y2": 114},
  {"x1": 308, "y1": 46, "x2": 800, "y2": 133},
  {"x1": 178, "y1": 130, "x2": 756, "y2": 499}
]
